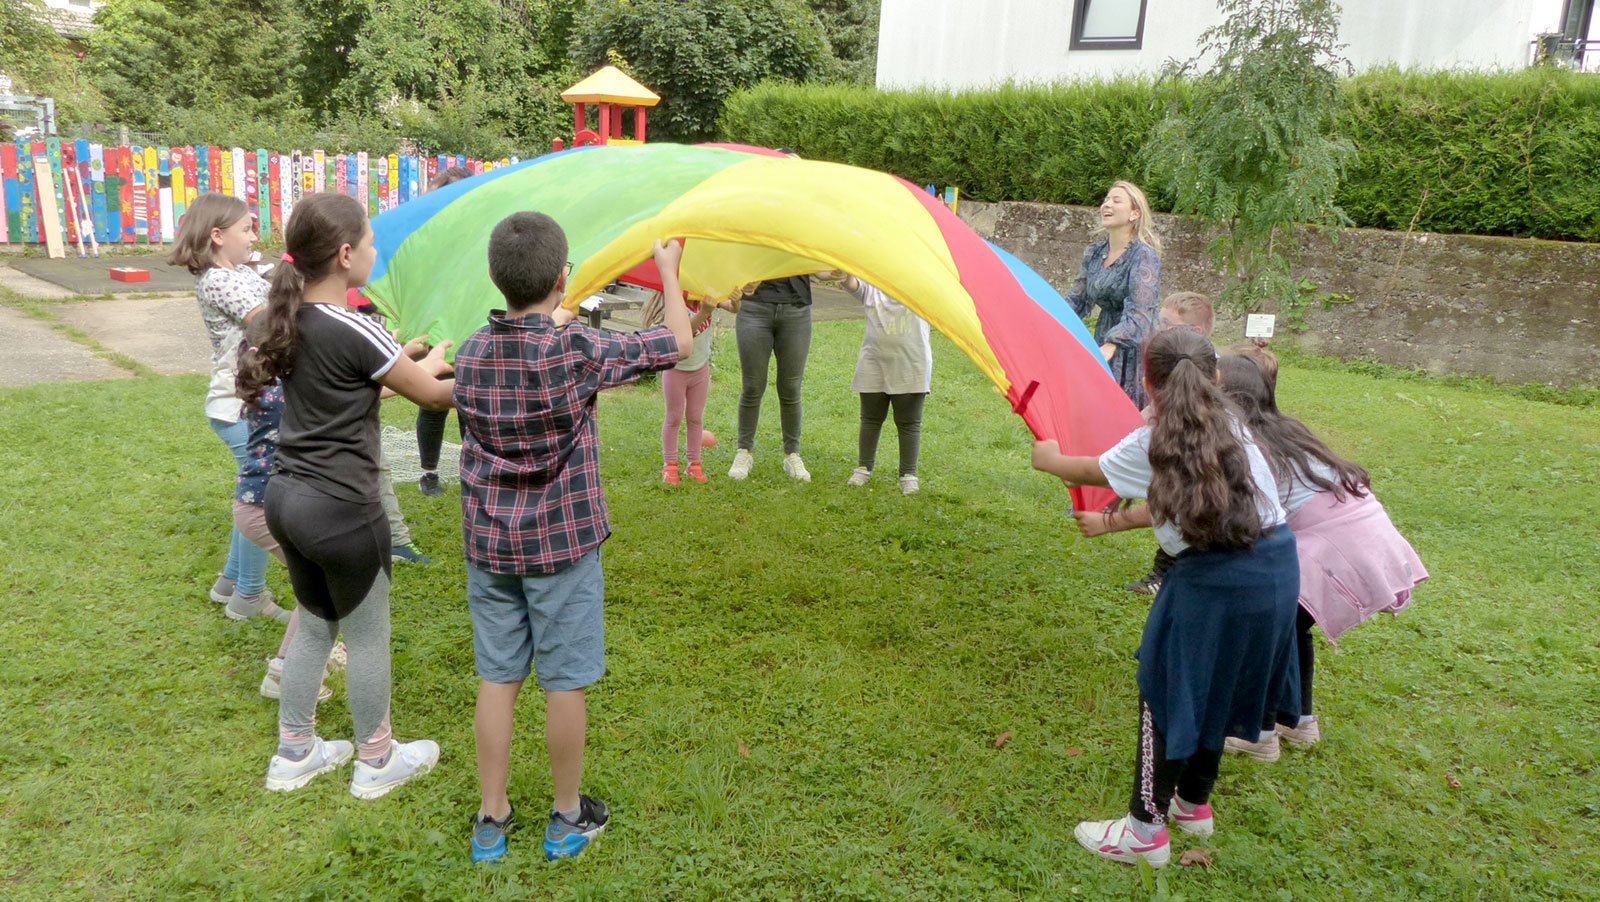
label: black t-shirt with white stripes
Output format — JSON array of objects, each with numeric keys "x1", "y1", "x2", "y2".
[{"x1": 270, "y1": 303, "x2": 403, "y2": 504}]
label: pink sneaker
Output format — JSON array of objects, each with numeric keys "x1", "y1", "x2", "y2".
[
  {"x1": 1167, "y1": 796, "x2": 1214, "y2": 837},
  {"x1": 1073, "y1": 815, "x2": 1170, "y2": 868}
]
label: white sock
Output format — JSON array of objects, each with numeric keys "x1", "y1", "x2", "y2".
[
  {"x1": 1258, "y1": 729, "x2": 1275, "y2": 742},
  {"x1": 1297, "y1": 714, "x2": 1316, "y2": 727},
  {"x1": 1127, "y1": 816, "x2": 1161, "y2": 841}
]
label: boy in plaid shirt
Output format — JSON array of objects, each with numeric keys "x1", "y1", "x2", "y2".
[{"x1": 453, "y1": 212, "x2": 692, "y2": 863}]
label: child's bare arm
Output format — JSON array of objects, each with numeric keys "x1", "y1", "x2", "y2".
[
  {"x1": 378, "y1": 341, "x2": 455, "y2": 410},
  {"x1": 1031, "y1": 439, "x2": 1109, "y2": 487},
  {"x1": 1073, "y1": 504, "x2": 1152, "y2": 538},
  {"x1": 654, "y1": 240, "x2": 692, "y2": 359}
]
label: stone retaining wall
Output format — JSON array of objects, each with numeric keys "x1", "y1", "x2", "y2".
[{"x1": 960, "y1": 201, "x2": 1600, "y2": 389}]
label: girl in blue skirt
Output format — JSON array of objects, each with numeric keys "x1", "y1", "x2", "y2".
[{"x1": 1031, "y1": 327, "x2": 1302, "y2": 869}]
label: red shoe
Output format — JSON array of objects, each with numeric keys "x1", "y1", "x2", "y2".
[
  {"x1": 686, "y1": 461, "x2": 708, "y2": 483},
  {"x1": 662, "y1": 462, "x2": 680, "y2": 485}
]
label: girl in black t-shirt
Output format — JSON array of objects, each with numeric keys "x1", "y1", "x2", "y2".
[{"x1": 236, "y1": 193, "x2": 456, "y2": 799}]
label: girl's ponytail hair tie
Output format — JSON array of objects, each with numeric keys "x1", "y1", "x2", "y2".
[{"x1": 281, "y1": 253, "x2": 295, "y2": 264}]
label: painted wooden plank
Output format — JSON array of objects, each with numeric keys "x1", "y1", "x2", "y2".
[
  {"x1": 255, "y1": 150, "x2": 268, "y2": 232},
  {"x1": 17, "y1": 143, "x2": 38, "y2": 243},
  {"x1": 312, "y1": 149, "x2": 325, "y2": 193},
  {"x1": 357, "y1": 151, "x2": 370, "y2": 215},
  {"x1": 386, "y1": 153, "x2": 400, "y2": 210},
  {"x1": 1, "y1": 143, "x2": 19, "y2": 242},
  {"x1": 90, "y1": 143, "x2": 109, "y2": 244},
  {"x1": 158, "y1": 147, "x2": 173, "y2": 243},
  {"x1": 144, "y1": 146, "x2": 160, "y2": 243},
  {"x1": 171, "y1": 146, "x2": 188, "y2": 230},
  {"x1": 32, "y1": 154, "x2": 65, "y2": 258},
  {"x1": 244, "y1": 149, "x2": 259, "y2": 229}
]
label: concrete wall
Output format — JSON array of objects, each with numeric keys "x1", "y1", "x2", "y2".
[
  {"x1": 960, "y1": 200, "x2": 1600, "y2": 388},
  {"x1": 877, "y1": 0, "x2": 1569, "y2": 89}
]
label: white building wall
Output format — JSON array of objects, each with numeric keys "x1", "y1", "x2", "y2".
[{"x1": 877, "y1": 0, "x2": 1573, "y2": 89}]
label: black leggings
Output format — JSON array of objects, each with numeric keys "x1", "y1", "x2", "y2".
[
  {"x1": 1130, "y1": 697, "x2": 1223, "y2": 824},
  {"x1": 1266, "y1": 606, "x2": 1317, "y2": 728},
  {"x1": 264, "y1": 475, "x2": 391, "y2": 621},
  {"x1": 415, "y1": 407, "x2": 459, "y2": 472}
]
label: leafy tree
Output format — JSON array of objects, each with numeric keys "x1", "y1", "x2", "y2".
[
  {"x1": 2, "y1": 0, "x2": 109, "y2": 128},
  {"x1": 86, "y1": 0, "x2": 301, "y2": 132},
  {"x1": 1144, "y1": 0, "x2": 1355, "y2": 312},
  {"x1": 572, "y1": 0, "x2": 832, "y2": 142},
  {"x1": 809, "y1": 0, "x2": 878, "y2": 84}
]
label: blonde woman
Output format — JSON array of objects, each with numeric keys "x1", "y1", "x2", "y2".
[{"x1": 1065, "y1": 180, "x2": 1163, "y2": 407}]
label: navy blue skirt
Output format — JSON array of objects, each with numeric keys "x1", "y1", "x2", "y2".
[{"x1": 1136, "y1": 528, "x2": 1302, "y2": 760}]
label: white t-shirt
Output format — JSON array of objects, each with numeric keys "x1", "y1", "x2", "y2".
[
  {"x1": 1279, "y1": 458, "x2": 1340, "y2": 515},
  {"x1": 195, "y1": 265, "x2": 269, "y2": 422},
  {"x1": 849, "y1": 280, "x2": 932, "y2": 395},
  {"x1": 1098, "y1": 423, "x2": 1288, "y2": 556}
]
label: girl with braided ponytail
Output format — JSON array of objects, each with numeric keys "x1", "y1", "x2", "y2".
[
  {"x1": 237, "y1": 192, "x2": 455, "y2": 799},
  {"x1": 1031, "y1": 326, "x2": 1302, "y2": 869}
]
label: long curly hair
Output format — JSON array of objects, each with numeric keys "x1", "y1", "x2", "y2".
[
  {"x1": 235, "y1": 193, "x2": 369, "y2": 407},
  {"x1": 1145, "y1": 327, "x2": 1262, "y2": 551},
  {"x1": 1219, "y1": 354, "x2": 1369, "y2": 502}
]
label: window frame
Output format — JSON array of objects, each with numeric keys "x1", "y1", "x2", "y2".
[{"x1": 1069, "y1": 0, "x2": 1149, "y2": 51}]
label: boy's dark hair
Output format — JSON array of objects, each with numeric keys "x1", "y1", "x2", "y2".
[
  {"x1": 488, "y1": 212, "x2": 567, "y2": 311},
  {"x1": 430, "y1": 166, "x2": 473, "y2": 191}
]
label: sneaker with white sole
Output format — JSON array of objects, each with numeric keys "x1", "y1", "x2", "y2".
[
  {"x1": 1074, "y1": 815, "x2": 1170, "y2": 868},
  {"x1": 325, "y1": 641, "x2": 348, "y2": 675},
  {"x1": 781, "y1": 453, "x2": 811, "y2": 482},
  {"x1": 544, "y1": 794, "x2": 610, "y2": 861},
  {"x1": 846, "y1": 467, "x2": 871, "y2": 486},
  {"x1": 1167, "y1": 796, "x2": 1214, "y2": 837},
  {"x1": 728, "y1": 449, "x2": 753, "y2": 481},
  {"x1": 898, "y1": 475, "x2": 919, "y2": 495},
  {"x1": 1223, "y1": 731, "x2": 1282, "y2": 762},
  {"x1": 350, "y1": 739, "x2": 441, "y2": 800},
  {"x1": 264, "y1": 737, "x2": 354, "y2": 792},
  {"x1": 258, "y1": 656, "x2": 333, "y2": 703},
  {"x1": 226, "y1": 589, "x2": 293, "y2": 624},
  {"x1": 209, "y1": 575, "x2": 234, "y2": 605},
  {"x1": 1276, "y1": 717, "x2": 1321, "y2": 749}
]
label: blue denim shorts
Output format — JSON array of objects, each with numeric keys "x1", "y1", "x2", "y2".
[{"x1": 466, "y1": 549, "x2": 604, "y2": 690}]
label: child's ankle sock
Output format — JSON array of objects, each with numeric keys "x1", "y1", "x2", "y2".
[
  {"x1": 1258, "y1": 729, "x2": 1276, "y2": 742},
  {"x1": 276, "y1": 737, "x2": 313, "y2": 761},
  {"x1": 1172, "y1": 795, "x2": 1199, "y2": 814},
  {"x1": 556, "y1": 805, "x2": 581, "y2": 824},
  {"x1": 1127, "y1": 815, "x2": 1161, "y2": 841},
  {"x1": 1297, "y1": 714, "x2": 1316, "y2": 727}
]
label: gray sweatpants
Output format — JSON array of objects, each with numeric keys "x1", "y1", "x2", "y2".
[
  {"x1": 375, "y1": 450, "x2": 413, "y2": 547},
  {"x1": 735, "y1": 300, "x2": 812, "y2": 455},
  {"x1": 278, "y1": 570, "x2": 393, "y2": 758}
]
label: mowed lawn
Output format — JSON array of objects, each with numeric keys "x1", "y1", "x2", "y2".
[{"x1": 1, "y1": 318, "x2": 1596, "y2": 901}]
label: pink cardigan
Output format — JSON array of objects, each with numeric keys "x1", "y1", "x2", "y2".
[{"x1": 1288, "y1": 489, "x2": 1428, "y2": 644}]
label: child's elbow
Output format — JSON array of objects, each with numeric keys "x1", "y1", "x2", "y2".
[{"x1": 675, "y1": 333, "x2": 692, "y2": 360}]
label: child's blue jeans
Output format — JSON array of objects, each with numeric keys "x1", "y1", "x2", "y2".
[{"x1": 210, "y1": 417, "x2": 269, "y2": 595}]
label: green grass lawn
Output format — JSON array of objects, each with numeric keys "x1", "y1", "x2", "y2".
[{"x1": 2, "y1": 319, "x2": 1597, "y2": 901}]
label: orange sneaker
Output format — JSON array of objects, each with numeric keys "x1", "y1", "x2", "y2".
[
  {"x1": 686, "y1": 461, "x2": 708, "y2": 483},
  {"x1": 662, "y1": 462, "x2": 680, "y2": 485}
]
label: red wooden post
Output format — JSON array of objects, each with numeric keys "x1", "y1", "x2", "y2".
[
  {"x1": 574, "y1": 103, "x2": 586, "y2": 134},
  {"x1": 609, "y1": 103, "x2": 623, "y2": 139},
  {"x1": 597, "y1": 104, "x2": 610, "y2": 145},
  {"x1": 634, "y1": 106, "x2": 647, "y2": 142}
]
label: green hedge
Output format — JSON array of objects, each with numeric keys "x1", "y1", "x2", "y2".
[{"x1": 720, "y1": 68, "x2": 1600, "y2": 244}]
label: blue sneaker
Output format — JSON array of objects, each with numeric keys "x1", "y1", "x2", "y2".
[
  {"x1": 391, "y1": 544, "x2": 432, "y2": 564},
  {"x1": 470, "y1": 806, "x2": 514, "y2": 865},
  {"x1": 543, "y1": 795, "x2": 609, "y2": 861}
]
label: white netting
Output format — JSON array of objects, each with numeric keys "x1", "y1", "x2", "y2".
[{"x1": 380, "y1": 425, "x2": 461, "y2": 483}]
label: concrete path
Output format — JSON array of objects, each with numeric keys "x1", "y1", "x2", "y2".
[
  {"x1": 53, "y1": 296, "x2": 211, "y2": 376},
  {"x1": 0, "y1": 306, "x2": 132, "y2": 386}
]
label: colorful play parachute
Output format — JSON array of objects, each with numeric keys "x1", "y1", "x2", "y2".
[{"x1": 363, "y1": 143, "x2": 1140, "y2": 508}]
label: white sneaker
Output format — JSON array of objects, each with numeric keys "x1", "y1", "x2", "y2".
[
  {"x1": 898, "y1": 475, "x2": 919, "y2": 495},
  {"x1": 1073, "y1": 814, "x2": 1170, "y2": 868},
  {"x1": 1276, "y1": 716, "x2": 1321, "y2": 749},
  {"x1": 1223, "y1": 731, "x2": 1282, "y2": 762},
  {"x1": 1167, "y1": 796, "x2": 1215, "y2": 837},
  {"x1": 325, "y1": 640, "x2": 348, "y2": 676},
  {"x1": 782, "y1": 453, "x2": 811, "y2": 482},
  {"x1": 259, "y1": 656, "x2": 333, "y2": 703},
  {"x1": 265, "y1": 737, "x2": 354, "y2": 792},
  {"x1": 350, "y1": 739, "x2": 441, "y2": 800},
  {"x1": 226, "y1": 589, "x2": 293, "y2": 624},
  {"x1": 728, "y1": 449, "x2": 754, "y2": 481},
  {"x1": 846, "y1": 467, "x2": 871, "y2": 486}
]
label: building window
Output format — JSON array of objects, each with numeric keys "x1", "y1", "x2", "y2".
[{"x1": 1070, "y1": 0, "x2": 1148, "y2": 51}]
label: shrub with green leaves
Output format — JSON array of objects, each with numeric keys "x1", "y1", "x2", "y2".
[{"x1": 721, "y1": 69, "x2": 1600, "y2": 244}]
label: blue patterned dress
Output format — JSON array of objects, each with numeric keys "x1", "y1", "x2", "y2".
[{"x1": 1065, "y1": 238, "x2": 1161, "y2": 408}]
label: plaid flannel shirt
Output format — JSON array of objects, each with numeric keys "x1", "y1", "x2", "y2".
[{"x1": 454, "y1": 310, "x2": 681, "y2": 575}]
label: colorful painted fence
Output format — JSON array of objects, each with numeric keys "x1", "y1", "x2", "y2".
[{"x1": 0, "y1": 142, "x2": 518, "y2": 248}]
